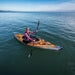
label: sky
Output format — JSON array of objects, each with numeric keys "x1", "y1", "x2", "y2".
[{"x1": 0, "y1": 0, "x2": 75, "y2": 11}]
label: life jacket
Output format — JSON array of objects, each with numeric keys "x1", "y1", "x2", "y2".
[{"x1": 25, "y1": 32, "x2": 31, "y2": 40}]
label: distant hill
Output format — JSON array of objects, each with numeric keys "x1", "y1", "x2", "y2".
[
  {"x1": 0, "y1": 10, "x2": 26, "y2": 13},
  {"x1": 0, "y1": 10, "x2": 38, "y2": 13},
  {"x1": 0, "y1": 10, "x2": 11, "y2": 12},
  {"x1": 0, "y1": 10, "x2": 15, "y2": 12}
]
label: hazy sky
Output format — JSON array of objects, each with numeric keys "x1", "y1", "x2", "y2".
[{"x1": 0, "y1": 0, "x2": 75, "y2": 11}]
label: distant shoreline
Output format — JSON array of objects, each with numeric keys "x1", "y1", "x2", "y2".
[{"x1": 0, "y1": 10, "x2": 75, "y2": 13}]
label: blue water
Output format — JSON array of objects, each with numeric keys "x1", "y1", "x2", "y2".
[{"x1": 0, "y1": 12, "x2": 75, "y2": 75}]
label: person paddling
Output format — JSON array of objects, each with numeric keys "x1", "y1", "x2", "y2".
[{"x1": 24, "y1": 28, "x2": 37, "y2": 43}]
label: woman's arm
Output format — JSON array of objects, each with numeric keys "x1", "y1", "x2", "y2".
[
  {"x1": 29, "y1": 31, "x2": 37, "y2": 33},
  {"x1": 25, "y1": 33, "x2": 34, "y2": 41}
]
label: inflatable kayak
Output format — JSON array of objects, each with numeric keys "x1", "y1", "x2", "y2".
[{"x1": 14, "y1": 33, "x2": 63, "y2": 50}]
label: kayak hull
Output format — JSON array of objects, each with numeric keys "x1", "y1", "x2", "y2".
[{"x1": 14, "y1": 33, "x2": 63, "y2": 50}]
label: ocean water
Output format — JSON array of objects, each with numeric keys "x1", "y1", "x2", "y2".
[{"x1": 0, "y1": 12, "x2": 75, "y2": 75}]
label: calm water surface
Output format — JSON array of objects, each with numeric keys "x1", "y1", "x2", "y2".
[{"x1": 0, "y1": 12, "x2": 75, "y2": 75}]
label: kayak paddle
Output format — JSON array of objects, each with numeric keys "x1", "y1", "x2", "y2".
[{"x1": 28, "y1": 21, "x2": 40, "y2": 58}]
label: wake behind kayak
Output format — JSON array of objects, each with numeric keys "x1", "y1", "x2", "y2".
[{"x1": 14, "y1": 33, "x2": 63, "y2": 50}]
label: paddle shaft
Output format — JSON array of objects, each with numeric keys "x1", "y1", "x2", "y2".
[
  {"x1": 36, "y1": 21, "x2": 40, "y2": 36},
  {"x1": 37, "y1": 21, "x2": 40, "y2": 31}
]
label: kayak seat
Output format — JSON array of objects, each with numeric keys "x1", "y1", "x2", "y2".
[
  {"x1": 22, "y1": 36, "x2": 26, "y2": 40},
  {"x1": 22, "y1": 36, "x2": 31, "y2": 44}
]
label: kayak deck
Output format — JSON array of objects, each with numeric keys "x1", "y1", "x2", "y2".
[{"x1": 14, "y1": 34, "x2": 63, "y2": 50}]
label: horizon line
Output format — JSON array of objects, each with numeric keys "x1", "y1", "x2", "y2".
[{"x1": 0, "y1": 10, "x2": 75, "y2": 13}]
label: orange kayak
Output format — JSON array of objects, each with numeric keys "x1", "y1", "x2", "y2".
[{"x1": 14, "y1": 33, "x2": 63, "y2": 50}]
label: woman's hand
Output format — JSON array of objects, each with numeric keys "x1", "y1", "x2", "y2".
[
  {"x1": 36, "y1": 30, "x2": 38, "y2": 32},
  {"x1": 33, "y1": 40, "x2": 35, "y2": 42}
]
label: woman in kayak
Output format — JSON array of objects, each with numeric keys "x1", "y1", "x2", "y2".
[{"x1": 23, "y1": 28, "x2": 37, "y2": 43}]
